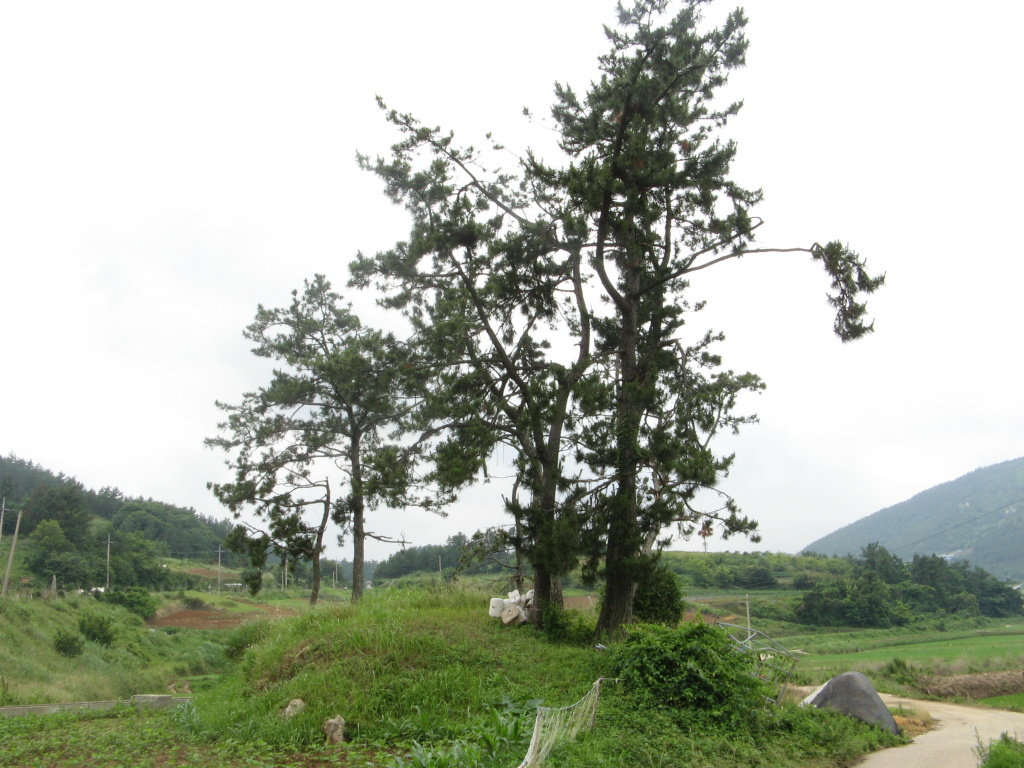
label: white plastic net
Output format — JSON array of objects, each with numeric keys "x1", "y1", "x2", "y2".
[{"x1": 516, "y1": 678, "x2": 612, "y2": 768}]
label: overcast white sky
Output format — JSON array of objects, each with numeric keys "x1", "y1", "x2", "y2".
[{"x1": 2, "y1": 1, "x2": 1021, "y2": 563}]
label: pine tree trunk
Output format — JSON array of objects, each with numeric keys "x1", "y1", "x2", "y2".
[
  {"x1": 308, "y1": 493, "x2": 331, "y2": 607},
  {"x1": 310, "y1": 549, "x2": 321, "y2": 607},
  {"x1": 596, "y1": 578, "x2": 636, "y2": 639},
  {"x1": 352, "y1": 505, "x2": 365, "y2": 602},
  {"x1": 596, "y1": 533, "x2": 638, "y2": 638},
  {"x1": 350, "y1": 436, "x2": 366, "y2": 603},
  {"x1": 531, "y1": 565, "x2": 565, "y2": 624},
  {"x1": 595, "y1": 258, "x2": 644, "y2": 639}
]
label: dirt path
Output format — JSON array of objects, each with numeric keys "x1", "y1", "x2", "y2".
[{"x1": 857, "y1": 693, "x2": 1024, "y2": 768}]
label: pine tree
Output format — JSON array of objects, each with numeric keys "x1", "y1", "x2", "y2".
[
  {"x1": 208, "y1": 275, "x2": 436, "y2": 603},
  {"x1": 355, "y1": 0, "x2": 883, "y2": 635}
]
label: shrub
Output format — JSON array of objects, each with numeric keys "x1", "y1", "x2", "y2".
[
  {"x1": 879, "y1": 657, "x2": 917, "y2": 685},
  {"x1": 750, "y1": 597, "x2": 798, "y2": 623},
  {"x1": 976, "y1": 733, "x2": 1024, "y2": 768},
  {"x1": 102, "y1": 587, "x2": 158, "y2": 619},
  {"x1": 224, "y1": 619, "x2": 272, "y2": 661},
  {"x1": 632, "y1": 565, "x2": 685, "y2": 627},
  {"x1": 540, "y1": 604, "x2": 595, "y2": 646},
  {"x1": 53, "y1": 629, "x2": 85, "y2": 658},
  {"x1": 182, "y1": 596, "x2": 207, "y2": 610},
  {"x1": 0, "y1": 675, "x2": 13, "y2": 706},
  {"x1": 78, "y1": 614, "x2": 116, "y2": 646},
  {"x1": 611, "y1": 622, "x2": 769, "y2": 726}
]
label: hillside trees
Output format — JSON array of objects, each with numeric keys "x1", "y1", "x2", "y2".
[
  {"x1": 21, "y1": 485, "x2": 92, "y2": 543},
  {"x1": 374, "y1": 534, "x2": 470, "y2": 581},
  {"x1": 112, "y1": 500, "x2": 230, "y2": 562},
  {"x1": 796, "y1": 544, "x2": 1023, "y2": 625},
  {"x1": 355, "y1": 0, "x2": 881, "y2": 636},
  {"x1": 27, "y1": 520, "x2": 94, "y2": 587},
  {"x1": 208, "y1": 275, "x2": 439, "y2": 604}
]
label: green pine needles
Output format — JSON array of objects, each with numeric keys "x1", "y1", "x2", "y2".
[{"x1": 349, "y1": 0, "x2": 883, "y2": 638}]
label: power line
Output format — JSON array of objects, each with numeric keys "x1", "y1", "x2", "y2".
[{"x1": 889, "y1": 494, "x2": 1024, "y2": 556}]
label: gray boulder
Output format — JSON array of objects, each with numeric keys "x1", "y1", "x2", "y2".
[{"x1": 802, "y1": 671, "x2": 899, "y2": 734}]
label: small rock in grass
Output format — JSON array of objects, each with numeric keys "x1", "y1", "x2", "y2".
[
  {"x1": 282, "y1": 698, "x2": 306, "y2": 719},
  {"x1": 323, "y1": 716, "x2": 346, "y2": 743}
]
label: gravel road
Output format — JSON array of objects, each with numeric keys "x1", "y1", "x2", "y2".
[{"x1": 857, "y1": 693, "x2": 1024, "y2": 768}]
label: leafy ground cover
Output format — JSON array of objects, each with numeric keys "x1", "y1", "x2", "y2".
[
  {"x1": 0, "y1": 707, "x2": 386, "y2": 768},
  {"x1": 169, "y1": 588, "x2": 901, "y2": 767}
]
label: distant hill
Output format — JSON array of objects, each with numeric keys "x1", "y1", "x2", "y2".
[
  {"x1": 802, "y1": 456, "x2": 1024, "y2": 582},
  {"x1": 0, "y1": 453, "x2": 233, "y2": 563}
]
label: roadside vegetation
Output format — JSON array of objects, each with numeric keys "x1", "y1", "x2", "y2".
[{"x1": 977, "y1": 733, "x2": 1024, "y2": 768}]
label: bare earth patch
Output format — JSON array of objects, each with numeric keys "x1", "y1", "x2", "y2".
[
  {"x1": 564, "y1": 595, "x2": 598, "y2": 610},
  {"x1": 149, "y1": 603, "x2": 294, "y2": 630},
  {"x1": 919, "y1": 669, "x2": 1024, "y2": 699}
]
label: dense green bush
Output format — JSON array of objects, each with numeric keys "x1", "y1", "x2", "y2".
[
  {"x1": 632, "y1": 566, "x2": 685, "y2": 627},
  {"x1": 796, "y1": 572, "x2": 911, "y2": 628},
  {"x1": 611, "y1": 622, "x2": 769, "y2": 726},
  {"x1": 77, "y1": 614, "x2": 115, "y2": 646},
  {"x1": 750, "y1": 597, "x2": 797, "y2": 623},
  {"x1": 540, "y1": 604, "x2": 595, "y2": 645},
  {"x1": 101, "y1": 587, "x2": 158, "y2": 619},
  {"x1": 52, "y1": 629, "x2": 84, "y2": 658}
]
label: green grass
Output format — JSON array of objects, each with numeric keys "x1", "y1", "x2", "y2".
[
  {"x1": 179, "y1": 587, "x2": 901, "y2": 766},
  {"x1": 977, "y1": 692, "x2": 1024, "y2": 711},
  {"x1": 0, "y1": 596, "x2": 227, "y2": 704},
  {"x1": 0, "y1": 587, "x2": 910, "y2": 767},
  {"x1": 792, "y1": 625, "x2": 1024, "y2": 685}
]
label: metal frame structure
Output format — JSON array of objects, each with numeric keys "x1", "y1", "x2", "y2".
[{"x1": 716, "y1": 621, "x2": 798, "y2": 705}]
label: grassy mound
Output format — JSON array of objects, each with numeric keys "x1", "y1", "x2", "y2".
[
  {"x1": 183, "y1": 587, "x2": 605, "y2": 750},
  {"x1": 182, "y1": 587, "x2": 903, "y2": 768}
]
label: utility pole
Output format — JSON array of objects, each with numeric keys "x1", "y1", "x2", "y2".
[
  {"x1": 333, "y1": 561, "x2": 337, "y2": 590},
  {"x1": 217, "y1": 546, "x2": 222, "y2": 594},
  {"x1": 1, "y1": 497, "x2": 6, "y2": 553},
  {"x1": 105, "y1": 533, "x2": 112, "y2": 591},
  {"x1": 1, "y1": 509, "x2": 23, "y2": 598}
]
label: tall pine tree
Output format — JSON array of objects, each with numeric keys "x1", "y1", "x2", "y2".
[{"x1": 354, "y1": 0, "x2": 882, "y2": 635}]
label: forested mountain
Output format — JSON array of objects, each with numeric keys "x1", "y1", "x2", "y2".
[
  {"x1": 0, "y1": 454, "x2": 232, "y2": 563},
  {"x1": 802, "y1": 456, "x2": 1024, "y2": 582}
]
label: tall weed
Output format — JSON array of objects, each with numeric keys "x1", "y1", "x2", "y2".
[{"x1": 976, "y1": 732, "x2": 1024, "y2": 768}]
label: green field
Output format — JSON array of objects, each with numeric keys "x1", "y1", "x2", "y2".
[
  {"x1": 794, "y1": 626, "x2": 1024, "y2": 684},
  {"x1": 978, "y1": 692, "x2": 1024, "y2": 711}
]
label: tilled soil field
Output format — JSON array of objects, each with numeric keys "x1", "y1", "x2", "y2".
[{"x1": 149, "y1": 604, "x2": 294, "y2": 630}]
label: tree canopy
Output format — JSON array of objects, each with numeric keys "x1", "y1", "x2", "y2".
[
  {"x1": 207, "y1": 275, "x2": 440, "y2": 603},
  {"x1": 352, "y1": 0, "x2": 882, "y2": 636}
]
